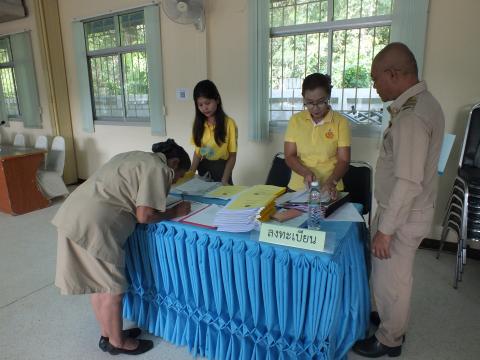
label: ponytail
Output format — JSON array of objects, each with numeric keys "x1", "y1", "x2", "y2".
[{"x1": 152, "y1": 139, "x2": 191, "y2": 170}]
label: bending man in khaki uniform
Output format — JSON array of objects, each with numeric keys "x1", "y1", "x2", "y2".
[
  {"x1": 53, "y1": 139, "x2": 192, "y2": 356},
  {"x1": 353, "y1": 43, "x2": 445, "y2": 358}
]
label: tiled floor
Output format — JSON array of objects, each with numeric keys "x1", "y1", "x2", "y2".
[{"x1": 1, "y1": 202, "x2": 479, "y2": 359}]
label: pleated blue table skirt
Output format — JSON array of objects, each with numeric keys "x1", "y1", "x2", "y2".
[{"x1": 123, "y1": 220, "x2": 370, "y2": 360}]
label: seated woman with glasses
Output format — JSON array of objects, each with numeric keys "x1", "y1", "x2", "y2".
[{"x1": 284, "y1": 73, "x2": 351, "y2": 198}]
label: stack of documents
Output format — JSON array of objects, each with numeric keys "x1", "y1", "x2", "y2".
[{"x1": 214, "y1": 185, "x2": 285, "y2": 232}]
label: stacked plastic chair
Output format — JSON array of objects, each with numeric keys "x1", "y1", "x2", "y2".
[{"x1": 438, "y1": 103, "x2": 480, "y2": 288}]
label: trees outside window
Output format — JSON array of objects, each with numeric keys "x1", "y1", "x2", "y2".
[
  {"x1": 84, "y1": 11, "x2": 150, "y2": 122},
  {"x1": 269, "y1": 0, "x2": 393, "y2": 130}
]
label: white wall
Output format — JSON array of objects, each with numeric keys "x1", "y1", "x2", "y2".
[{"x1": 0, "y1": 0, "x2": 54, "y2": 146}]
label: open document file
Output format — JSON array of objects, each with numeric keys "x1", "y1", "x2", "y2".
[{"x1": 171, "y1": 177, "x2": 220, "y2": 196}]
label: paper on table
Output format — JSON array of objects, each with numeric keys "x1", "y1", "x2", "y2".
[
  {"x1": 181, "y1": 204, "x2": 223, "y2": 229},
  {"x1": 171, "y1": 177, "x2": 220, "y2": 196},
  {"x1": 286, "y1": 190, "x2": 309, "y2": 204},
  {"x1": 204, "y1": 185, "x2": 249, "y2": 199},
  {"x1": 275, "y1": 191, "x2": 302, "y2": 205},
  {"x1": 171, "y1": 201, "x2": 209, "y2": 221},
  {"x1": 322, "y1": 202, "x2": 365, "y2": 222},
  {"x1": 438, "y1": 133, "x2": 455, "y2": 175}
]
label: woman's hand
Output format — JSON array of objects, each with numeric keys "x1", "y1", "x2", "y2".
[
  {"x1": 173, "y1": 201, "x2": 191, "y2": 217},
  {"x1": 303, "y1": 171, "x2": 316, "y2": 188},
  {"x1": 321, "y1": 181, "x2": 338, "y2": 200},
  {"x1": 221, "y1": 179, "x2": 231, "y2": 186},
  {"x1": 185, "y1": 170, "x2": 195, "y2": 178}
]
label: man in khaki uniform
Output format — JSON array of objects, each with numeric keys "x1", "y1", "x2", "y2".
[
  {"x1": 353, "y1": 43, "x2": 445, "y2": 358},
  {"x1": 53, "y1": 140, "x2": 191, "y2": 355}
]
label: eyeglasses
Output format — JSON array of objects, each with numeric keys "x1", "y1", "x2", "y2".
[{"x1": 303, "y1": 98, "x2": 329, "y2": 108}]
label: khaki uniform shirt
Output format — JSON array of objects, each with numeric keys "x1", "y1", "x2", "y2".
[
  {"x1": 375, "y1": 81, "x2": 445, "y2": 235},
  {"x1": 52, "y1": 151, "x2": 174, "y2": 266}
]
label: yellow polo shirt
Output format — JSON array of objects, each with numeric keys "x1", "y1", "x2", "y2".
[
  {"x1": 191, "y1": 116, "x2": 238, "y2": 160},
  {"x1": 285, "y1": 109, "x2": 351, "y2": 191}
]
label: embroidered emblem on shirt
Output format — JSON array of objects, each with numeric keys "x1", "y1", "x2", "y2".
[
  {"x1": 200, "y1": 146, "x2": 215, "y2": 159},
  {"x1": 325, "y1": 129, "x2": 334, "y2": 139},
  {"x1": 401, "y1": 96, "x2": 417, "y2": 111}
]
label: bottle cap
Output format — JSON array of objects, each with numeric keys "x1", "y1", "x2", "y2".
[{"x1": 311, "y1": 181, "x2": 319, "y2": 187}]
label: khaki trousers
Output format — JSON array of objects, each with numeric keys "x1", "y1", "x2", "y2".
[{"x1": 371, "y1": 206, "x2": 434, "y2": 347}]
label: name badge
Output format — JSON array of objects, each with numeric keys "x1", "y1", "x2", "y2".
[{"x1": 259, "y1": 223, "x2": 326, "y2": 252}]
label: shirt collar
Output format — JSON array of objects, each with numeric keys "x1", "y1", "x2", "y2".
[
  {"x1": 154, "y1": 152, "x2": 167, "y2": 164},
  {"x1": 154, "y1": 153, "x2": 174, "y2": 183},
  {"x1": 304, "y1": 109, "x2": 333, "y2": 127},
  {"x1": 388, "y1": 81, "x2": 427, "y2": 116}
]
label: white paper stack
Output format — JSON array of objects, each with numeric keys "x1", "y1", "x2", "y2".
[
  {"x1": 213, "y1": 185, "x2": 284, "y2": 232},
  {"x1": 213, "y1": 207, "x2": 264, "y2": 232}
]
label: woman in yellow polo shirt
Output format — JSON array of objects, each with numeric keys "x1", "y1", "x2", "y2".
[
  {"x1": 284, "y1": 73, "x2": 351, "y2": 198},
  {"x1": 189, "y1": 80, "x2": 237, "y2": 185}
]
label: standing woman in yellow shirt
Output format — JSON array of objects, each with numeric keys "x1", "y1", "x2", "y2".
[
  {"x1": 284, "y1": 73, "x2": 351, "y2": 198},
  {"x1": 189, "y1": 80, "x2": 238, "y2": 185}
]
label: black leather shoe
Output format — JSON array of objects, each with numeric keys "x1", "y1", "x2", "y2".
[
  {"x1": 353, "y1": 335, "x2": 401, "y2": 358},
  {"x1": 99, "y1": 328, "x2": 142, "y2": 352},
  {"x1": 369, "y1": 312, "x2": 406, "y2": 344},
  {"x1": 105, "y1": 339, "x2": 153, "y2": 355}
]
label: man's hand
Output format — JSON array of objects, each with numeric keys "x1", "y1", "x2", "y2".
[
  {"x1": 173, "y1": 201, "x2": 191, "y2": 217},
  {"x1": 372, "y1": 230, "x2": 393, "y2": 259}
]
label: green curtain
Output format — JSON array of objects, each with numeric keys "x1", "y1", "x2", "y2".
[
  {"x1": 72, "y1": 21, "x2": 94, "y2": 133},
  {"x1": 144, "y1": 4, "x2": 166, "y2": 136},
  {"x1": 248, "y1": 0, "x2": 269, "y2": 142},
  {"x1": 390, "y1": 0, "x2": 430, "y2": 79},
  {"x1": 380, "y1": 0, "x2": 430, "y2": 131},
  {"x1": 10, "y1": 32, "x2": 41, "y2": 129}
]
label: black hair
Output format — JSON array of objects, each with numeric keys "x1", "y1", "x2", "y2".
[
  {"x1": 152, "y1": 139, "x2": 191, "y2": 170},
  {"x1": 192, "y1": 80, "x2": 228, "y2": 147},
  {"x1": 302, "y1": 73, "x2": 333, "y2": 97}
]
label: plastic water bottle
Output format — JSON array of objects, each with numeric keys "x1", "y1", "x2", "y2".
[{"x1": 308, "y1": 181, "x2": 322, "y2": 230}]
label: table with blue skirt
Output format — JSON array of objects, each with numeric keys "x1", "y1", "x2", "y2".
[{"x1": 122, "y1": 198, "x2": 370, "y2": 360}]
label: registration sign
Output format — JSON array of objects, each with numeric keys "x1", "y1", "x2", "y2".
[{"x1": 259, "y1": 223, "x2": 326, "y2": 252}]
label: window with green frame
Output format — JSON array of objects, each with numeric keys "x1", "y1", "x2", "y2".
[
  {"x1": 269, "y1": 0, "x2": 393, "y2": 132},
  {"x1": 0, "y1": 36, "x2": 20, "y2": 118},
  {"x1": 84, "y1": 11, "x2": 150, "y2": 122},
  {"x1": 0, "y1": 32, "x2": 41, "y2": 128}
]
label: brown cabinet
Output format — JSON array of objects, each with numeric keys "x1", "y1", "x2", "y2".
[{"x1": 0, "y1": 146, "x2": 50, "y2": 215}]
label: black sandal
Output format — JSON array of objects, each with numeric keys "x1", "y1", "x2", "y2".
[{"x1": 98, "y1": 328, "x2": 142, "y2": 352}]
